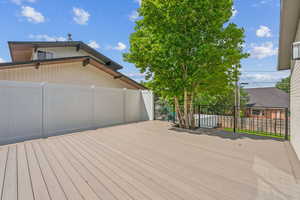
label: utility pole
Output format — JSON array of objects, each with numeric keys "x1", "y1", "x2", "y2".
[
  {"x1": 234, "y1": 64, "x2": 248, "y2": 132},
  {"x1": 234, "y1": 65, "x2": 240, "y2": 131},
  {"x1": 234, "y1": 64, "x2": 248, "y2": 131},
  {"x1": 235, "y1": 79, "x2": 240, "y2": 110}
]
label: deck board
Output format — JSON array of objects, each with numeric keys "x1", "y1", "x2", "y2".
[
  {"x1": 61, "y1": 136, "x2": 150, "y2": 200},
  {"x1": 32, "y1": 142, "x2": 67, "y2": 200},
  {"x1": 51, "y1": 138, "x2": 117, "y2": 200},
  {"x1": 0, "y1": 146, "x2": 8, "y2": 200},
  {"x1": 74, "y1": 133, "x2": 210, "y2": 200},
  {"x1": 17, "y1": 143, "x2": 34, "y2": 200},
  {"x1": 88, "y1": 126, "x2": 257, "y2": 199},
  {"x1": 38, "y1": 140, "x2": 84, "y2": 200},
  {"x1": 25, "y1": 142, "x2": 51, "y2": 200},
  {"x1": 87, "y1": 132, "x2": 236, "y2": 199},
  {"x1": 2, "y1": 145, "x2": 17, "y2": 200},
  {"x1": 45, "y1": 139, "x2": 100, "y2": 200},
  {"x1": 68, "y1": 135, "x2": 166, "y2": 200},
  {"x1": 58, "y1": 137, "x2": 134, "y2": 200},
  {"x1": 0, "y1": 121, "x2": 299, "y2": 200}
]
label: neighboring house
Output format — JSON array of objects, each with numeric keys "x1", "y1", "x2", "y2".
[
  {"x1": 278, "y1": 0, "x2": 300, "y2": 159},
  {"x1": 0, "y1": 41, "x2": 146, "y2": 90},
  {"x1": 245, "y1": 87, "x2": 289, "y2": 119}
]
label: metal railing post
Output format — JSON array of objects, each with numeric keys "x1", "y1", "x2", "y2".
[
  {"x1": 198, "y1": 105, "x2": 201, "y2": 128},
  {"x1": 153, "y1": 94, "x2": 156, "y2": 121},
  {"x1": 173, "y1": 103, "x2": 176, "y2": 124},
  {"x1": 233, "y1": 106, "x2": 236, "y2": 133},
  {"x1": 285, "y1": 108, "x2": 289, "y2": 140}
]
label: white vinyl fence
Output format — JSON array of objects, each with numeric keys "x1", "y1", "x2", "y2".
[{"x1": 0, "y1": 81, "x2": 153, "y2": 145}]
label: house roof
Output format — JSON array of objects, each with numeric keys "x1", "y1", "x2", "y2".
[
  {"x1": 8, "y1": 41, "x2": 123, "y2": 71},
  {"x1": 0, "y1": 56, "x2": 147, "y2": 90},
  {"x1": 278, "y1": 0, "x2": 300, "y2": 70},
  {"x1": 245, "y1": 87, "x2": 289, "y2": 108}
]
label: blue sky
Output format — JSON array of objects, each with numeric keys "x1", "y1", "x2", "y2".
[{"x1": 0, "y1": 0, "x2": 289, "y2": 88}]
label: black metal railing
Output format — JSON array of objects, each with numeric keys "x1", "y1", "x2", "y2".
[
  {"x1": 195, "y1": 105, "x2": 290, "y2": 140},
  {"x1": 154, "y1": 100, "x2": 290, "y2": 140}
]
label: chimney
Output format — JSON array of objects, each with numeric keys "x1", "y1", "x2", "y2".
[{"x1": 67, "y1": 33, "x2": 73, "y2": 41}]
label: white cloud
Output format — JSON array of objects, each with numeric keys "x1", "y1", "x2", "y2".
[
  {"x1": 259, "y1": 0, "x2": 273, "y2": 4},
  {"x1": 252, "y1": 0, "x2": 275, "y2": 7},
  {"x1": 21, "y1": 6, "x2": 45, "y2": 23},
  {"x1": 126, "y1": 72, "x2": 146, "y2": 82},
  {"x1": 0, "y1": 58, "x2": 5, "y2": 63},
  {"x1": 73, "y1": 7, "x2": 90, "y2": 25},
  {"x1": 256, "y1": 26, "x2": 272, "y2": 38},
  {"x1": 129, "y1": 10, "x2": 139, "y2": 21},
  {"x1": 126, "y1": 72, "x2": 145, "y2": 78},
  {"x1": 11, "y1": 0, "x2": 35, "y2": 5},
  {"x1": 88, "y1": 40, "x2": 100, "y2": 49},
  {"x1": 241, "y1": 71, "x2": 290, "y2": 85},
  {"x1": 29, "y1": 34, "x2": 66, "y2": 41},
  {"x1": 250, "y1": 42, "x2": 278, "y2": 59},
  {"x1": 134, "y1": 0, "x2": 141, "y2": 5},
  {"x1": 114, "y1": 42, "x2": 127, "y2": 51},
  {"x1": 232, "y1": 6, "x2": 238, "y2": 18},
  {"x1": 108, "y1": 42, "x2": 127, "y2": 51},
  {"x1": 242, "y1": 74, "x2": 276, "y2": 82}
]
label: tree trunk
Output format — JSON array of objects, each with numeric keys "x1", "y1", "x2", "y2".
[
  {"x1": 184, "y1": 90, "x2": 190, "y2": 129},
  {"x1": 174, "y1": 97, "x2": 185, "y2": 128},
  {"x1": 189, "y1": 93, "x2": 195, "y2": 129}
]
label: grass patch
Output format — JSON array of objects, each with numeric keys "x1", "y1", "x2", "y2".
[{"x1": 221, "y1": 128, "x2": 288, "y2": 139}]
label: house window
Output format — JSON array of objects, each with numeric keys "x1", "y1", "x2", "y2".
[
  {"x1": 276, "y1": 111, "x2": 281, "y2": 119},
  {"x1": 292, "y1": 42, "x2": 300, "y2": 60},
  {"x1": 37, "y1": 50, "x2": 54, "y2": 60},
  {"x1": 252, "y1": 109, "x2": 261, "y2": 116}
]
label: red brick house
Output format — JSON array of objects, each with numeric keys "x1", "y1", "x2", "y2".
[{"x1": 245, "y1": 87, "x2": 289, "y2": 119}]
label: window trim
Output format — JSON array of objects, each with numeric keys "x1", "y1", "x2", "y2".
[{"x1": 292, "y1": 42, "x2": 300, "y2": 60}]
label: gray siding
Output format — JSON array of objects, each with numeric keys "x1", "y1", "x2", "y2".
[{"x1": 291, "y1": 60, "x2": 300, "y2": 159}]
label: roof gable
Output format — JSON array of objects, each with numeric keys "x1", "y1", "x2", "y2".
[
  {"x1": 0, "y1": 56, "x2": 146, "y2": 90},
  {"x1": 8, "y1": 41, "x2": 123, "y2": 71},
  {"x1": 245, "y1": 87, "x2": 289, "y2": 108}
]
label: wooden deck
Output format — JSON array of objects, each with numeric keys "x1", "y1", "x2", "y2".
[{"x1": 0, "y1": 121, "x2": 299, "y2": 200}]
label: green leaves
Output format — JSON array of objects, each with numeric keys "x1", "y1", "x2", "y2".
[
  {"x1": 276, "y1": 76, "x2": 290, "y2": 93},
  {"x1": 124, "y1": 0, "x2": 248, "y2": 100}
]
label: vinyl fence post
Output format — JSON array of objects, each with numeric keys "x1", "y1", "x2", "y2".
[
  {"x1": 91, "y1": 85, "x2": 95, "y2": 129},
  {"x1": 41, "y1": 82, "x2": 46, "y2": 138},
  {"x1": 285, "y1": 108, "x2": 289, "y2": 140},
  {"x1": 123, "y1": 88, "x2": 127, "y2": 123}
]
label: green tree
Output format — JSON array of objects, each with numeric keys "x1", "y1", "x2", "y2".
[
  {"x1": 124, "y1": 0, "x2": 248, "y2": 128},
  {"x1": 195, "y1": 87, "x2": 249, "y2": 108},
  {"x1": 276, "y1": 76, "x2": 290, "y2": 93}
]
